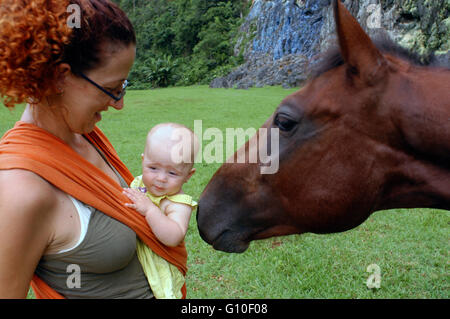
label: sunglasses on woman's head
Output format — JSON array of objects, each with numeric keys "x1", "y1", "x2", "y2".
[{"x1": 79, "y1": 72, "x2": 128, "y2": 101}]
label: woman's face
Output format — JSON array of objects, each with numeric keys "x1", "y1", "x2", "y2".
[{"x1": 59, "y1": 43, "x2": 136, "y2": 134}]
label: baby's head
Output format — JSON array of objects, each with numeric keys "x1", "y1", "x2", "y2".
[{"x1": 141, "y1": 123, "x2": 199, "y2": 196}]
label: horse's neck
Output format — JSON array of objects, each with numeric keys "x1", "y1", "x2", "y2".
[
  {"x1": 394, "y1": 68, "x2": 450, "y2": 165},
  {"x1": 377, "y1": 150, "x2": 450, "y2": 212},
  {"x1": 376, "y1": 67, "x2": 450, "y2": 212}
]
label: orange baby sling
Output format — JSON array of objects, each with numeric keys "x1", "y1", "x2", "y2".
[{"x1": 0, "y1": 121, "x2": 187, "y2": 298}]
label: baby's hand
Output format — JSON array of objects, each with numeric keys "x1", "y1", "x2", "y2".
[{"x1": 123, "y1": 188, "x2": 154, "y2": 216}]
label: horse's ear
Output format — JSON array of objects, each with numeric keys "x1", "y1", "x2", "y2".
[{"x1": 333, "y1": 0, "x2": 386, "y2": 84}]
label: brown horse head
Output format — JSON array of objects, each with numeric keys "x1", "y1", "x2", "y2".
[{"x1": 197, "y1": 0, "x2": 450, "y2": 253}]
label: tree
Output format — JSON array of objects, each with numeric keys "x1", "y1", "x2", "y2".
[{"x1": 117, "y1": 0, "x2": 250, "y2": 88}]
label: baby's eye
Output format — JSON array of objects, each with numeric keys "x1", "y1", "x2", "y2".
[{"x1": 169, "y1": 171, "x2": 178, "y2": 176}]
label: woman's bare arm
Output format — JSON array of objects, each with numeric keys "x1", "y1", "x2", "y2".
[{"x1": 0, "y1": 170, "x2": 55, "y2": 298}]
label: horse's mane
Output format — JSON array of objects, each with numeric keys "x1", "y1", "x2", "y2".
[{"x1": 310, "y1": 31, "x2": 450, "y2": 79}]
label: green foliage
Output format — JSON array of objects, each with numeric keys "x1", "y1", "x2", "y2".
[
  {"x1": 116, "y1": 0, "x2": 251, "y2": 88},
  {"x1": 129, "y1": 54, "x2": 178, "y2": 89}
]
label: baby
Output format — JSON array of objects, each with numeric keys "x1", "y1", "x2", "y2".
[{"x1": 123, "y1": 122, "x2": 199, "y2": 298}]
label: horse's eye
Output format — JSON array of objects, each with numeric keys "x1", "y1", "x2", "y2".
[{"x1": 274, "y1": 114, "x2": 297, "y2": 132}]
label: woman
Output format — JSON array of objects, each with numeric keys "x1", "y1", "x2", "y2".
[{"x1": 0, "y1": 0, "x2": 187, "y2": 298}]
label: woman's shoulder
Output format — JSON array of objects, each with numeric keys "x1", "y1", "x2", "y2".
[{"x1": 0, "y1": 169, "x2": 59, "y2": 219}]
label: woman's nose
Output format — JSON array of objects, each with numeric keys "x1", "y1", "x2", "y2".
[{"x1": 110, "y1": 97, "x2": 124, "y2": 110}]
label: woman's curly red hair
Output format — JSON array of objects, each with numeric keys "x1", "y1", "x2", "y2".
[
  {"x1": 0, "y1": 0, "x2": 136, "y2": 108},
  {"x1": 0, "y1": 0, "x2": 72, "y2": 108}
]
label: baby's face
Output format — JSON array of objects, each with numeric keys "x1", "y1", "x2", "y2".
[{"x1": 141, "y1": 145, "x2": 194, "y2": 197}]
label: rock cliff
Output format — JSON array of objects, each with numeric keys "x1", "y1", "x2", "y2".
[{"x1": 210, "y1": 0, "x2": 449, "y2": 89}]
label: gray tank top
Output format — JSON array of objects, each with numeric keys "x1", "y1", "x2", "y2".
[{"x1": 35, "y1": 143, "x2": 153, "y2": 299}]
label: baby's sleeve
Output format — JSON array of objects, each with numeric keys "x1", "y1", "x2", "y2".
[{"x1": 129, "y1": 175, "x2": 143, "y2": 189}]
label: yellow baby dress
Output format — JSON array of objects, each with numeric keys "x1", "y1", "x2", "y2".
[{"x1": 131, "y1": 175, "x2": 197, "y2": 299}]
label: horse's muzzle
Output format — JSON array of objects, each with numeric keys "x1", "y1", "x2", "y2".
[{"x1": 196, "y1": 202, "x2": 250, "y2": 253}]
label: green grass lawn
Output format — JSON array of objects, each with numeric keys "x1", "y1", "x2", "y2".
[{"x1": 1, "y1": 85, "x2": 449, "y2": 299}]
